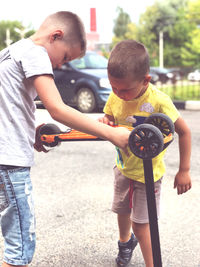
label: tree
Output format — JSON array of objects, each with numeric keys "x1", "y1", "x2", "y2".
[
  {"x1": 187, "y1": 0, "x2": 200, "y2": 24},
  {"x1": 138, "y1": 0, "x2": 193, "y2": 67},
  {"x1": 137, "y1": 4, "x2": 161, "y2": 66},
  {"x1": 0, "y1": 20, "x2": 35, "y2": 50},
  {"x1": 111, "y1": 7, "x2": 133, "y2": 48},
  {"x1": 124, "y1": 23, "x2": 138, "y2": 40},
  {"x1": 181, "y1": 28, "x2": 200, "y2": 67},
  {"x1": 180, "y1": 0, "x2": 200, "y2": 67},
  {"x1": 113, "y1": 7, "x2": 131, "y2": 38},
  {"x1": 164, "y1": 2, "x2": 194, "y2": 66},
  {"x1": 111, "y1": 0, "x2": 200, "y2": 67}
]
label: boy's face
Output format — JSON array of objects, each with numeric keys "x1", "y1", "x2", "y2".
[
  {"x1": 47, "y1": 38, "x2": 82, "y2": 69},
  {"x1": 108, "y1": 74, "x2": 151, "y2": 101}
]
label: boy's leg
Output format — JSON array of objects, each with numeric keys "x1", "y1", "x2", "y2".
[
  {"x1": 2, "y1": 263, "x2": 27, "y2": 267},
  {"x1": 112, "y1": 167, "x2": 138, "y2": 266},
  {"x1": 0, "y1": 166, "x2": 36, "y2": 266},
  {"x1": 130, "y1": 179, "x2": 162, "y2": 267},
  {"x1": 132, "y1": 222, "x2": 153, "y2": 267},
  {"x1": 116, "y1": 214, "x2": 138, "y2": 267},
  {"x1": 117, "y1": 213, "x2": 132, "y2": 242}
]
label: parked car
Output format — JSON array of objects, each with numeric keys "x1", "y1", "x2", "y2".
[
  {"x1": 187, "y1": 69, "x2": 200, "y2": 81},
  {"x1": 149, "y1": 70, "x2": 159, "y2": 84},
  {"x1": 150, "y1": 67, "x2": 178, "y2": 83},
  {"x1": 167, "y1": 68, "x2": 183, "y2": 80},
  {"x1": 35, "y1": 51, "x2": 112, "y2": 113}
]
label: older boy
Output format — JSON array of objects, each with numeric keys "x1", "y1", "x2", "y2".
[
  {"x1": 0, "y1": 12, "x2": 130, "y2": 267},
  {"x1": 99, "y1": 40, "x2": 191, "y2": 267}
]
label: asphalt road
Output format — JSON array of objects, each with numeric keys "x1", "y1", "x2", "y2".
[{"x1": 0, "y1": 110, "x2": 199, "y2": 267}]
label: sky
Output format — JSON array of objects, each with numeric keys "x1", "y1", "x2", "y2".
[{"x1": 0, "y1": 0, "x2": 156, "y2": 43}]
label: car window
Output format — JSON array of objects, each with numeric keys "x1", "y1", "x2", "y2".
[
  {"x1": 70, "y1": 52, "x2": 108, "y2": 69},
  {"x1": 150, "y1": 67, "x2": 169, "y2": 74},
  {"x1": 70, "y1": 58, "x2": 86, "y2": 69}
]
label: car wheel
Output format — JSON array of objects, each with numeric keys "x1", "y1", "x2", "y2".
[{"x1": 77, "y1": 87, "x2": 96, "y2": 113}]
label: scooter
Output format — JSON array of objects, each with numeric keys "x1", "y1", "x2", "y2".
[{"x1": 39, "y1": 113, "x2": 175, "y2": 267}]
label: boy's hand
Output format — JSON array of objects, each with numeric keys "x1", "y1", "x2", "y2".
[
  {"x1": 98, "y1": 116, "x2": 114, "y2": 126},
  {"x1": 34, "y1": 124, "x2": 49, "y2": 153},
  {"x1": 109, "y1": 126, "x2": 130, "y2": 156},
  {"x1": 174, "y1": 170, "x2": 192, "y2": 195},
  {"x1": 98, "y1": 115, "x2": 130, "y2": 156}
]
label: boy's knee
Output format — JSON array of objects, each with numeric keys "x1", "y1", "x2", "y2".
[{"x1": 132, "y1": 221, "x2": 149, "y2": 239}]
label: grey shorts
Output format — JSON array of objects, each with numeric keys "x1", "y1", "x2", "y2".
[{"x1": 112, "y1": 166, "x2": 162, "y2": 224}]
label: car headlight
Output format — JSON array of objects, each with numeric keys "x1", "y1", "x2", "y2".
[
  {"x1": 99, "y1": 78, "x2": 112, "y2": 89},
  {"x1": 167, "y1": 73, "x2": 174, "y2": 79}
]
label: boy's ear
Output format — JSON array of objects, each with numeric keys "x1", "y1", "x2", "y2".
[
  {"x1": 50, "y1": 30, "x2": 64, "y2": 42},
  {"x1": 143, "y1": 75, "x2": 151, "y2": 85}
]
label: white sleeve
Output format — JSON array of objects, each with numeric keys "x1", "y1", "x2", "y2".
[{"x1": 20, "y1": 45, "x2": 53, "y2": 78}]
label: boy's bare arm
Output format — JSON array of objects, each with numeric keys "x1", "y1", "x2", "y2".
[
  {"x1": 174, "y1": 116, "x2": 192, "y2": 195},
  {"x1": 33, "y1": 75, "x2": 130, "y2": 152}
]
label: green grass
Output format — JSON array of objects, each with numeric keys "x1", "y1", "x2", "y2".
[{"x1": 157, "y1": 81, "x2": 200, "y2": 100}]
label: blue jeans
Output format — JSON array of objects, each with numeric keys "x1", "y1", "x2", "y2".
[{"x1": 0, "y1": 165, "x2": 36, "y2": 265}]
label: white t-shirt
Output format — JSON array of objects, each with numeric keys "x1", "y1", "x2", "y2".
[{"x1": 0, "y1": 39, "x2": 53, "y2": 166}]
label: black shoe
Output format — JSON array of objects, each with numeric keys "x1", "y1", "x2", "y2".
[{"x1": 116, "y1": 233, "x2": 138, "y2": 267}]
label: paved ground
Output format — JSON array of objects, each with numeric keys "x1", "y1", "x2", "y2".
[{"x1": 0, "y1": 110, "x2": 199, "y2": 267}]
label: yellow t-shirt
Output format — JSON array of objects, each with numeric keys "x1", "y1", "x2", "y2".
[{"x1": 104, "y1": 83, "x2": 180, "y2": 183}]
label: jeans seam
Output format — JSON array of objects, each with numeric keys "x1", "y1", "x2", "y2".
[
  {"x1": 4, "y1": 170, "x2": 25, "y2": 261},
  {"x1": 0, "y1": 173, "x2": 10, "y2": 211}
]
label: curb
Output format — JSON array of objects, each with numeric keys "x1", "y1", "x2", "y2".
[{"x1": 173, "y1": 100, "x2": 200, "y2": 110}]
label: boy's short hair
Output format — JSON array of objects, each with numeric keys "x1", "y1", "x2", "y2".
[
  {"x1": 41, "y1": 11, "x2": 86, "y2": 57},
  {"x1": 108, "y1": 40, "x2": 149, "y2": 81}
]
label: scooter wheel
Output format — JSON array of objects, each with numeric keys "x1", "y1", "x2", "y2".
[
  {"x1": 39, "y1": 124, "x2": 61, "y2": 147},
  {"x1": 129, "y1": 124, "x2": 164, "y2": 160},
  {"x1": 144, "y1": 113, "x2": 174, "y2": 138}
]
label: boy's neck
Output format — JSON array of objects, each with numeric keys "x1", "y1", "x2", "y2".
[
  {"x1": 29, "y1": 32, "x2": 47, "y2": 47},
  {"x1": 136, "y1": 84, "x2": 148, "y2": 98}
]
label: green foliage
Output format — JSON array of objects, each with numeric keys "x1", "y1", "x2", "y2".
[
  {"x1": 111, "y1": 0, "x2": 200, "y2": 68},
  {"x1": 100, "y1": 47, "x2": 110, "y2": 59},
  {"x1": 0, "y1": 20, "x2": 35, "y2": 50},
  {"x1": 124, "y1": 23, "x2": 138, "y2": 40},
  {"x1": 159, "y1": 82, "x2": 200, "y2": 100},
  {"x1": 111, "y1": 7, "x2": 135, "y2": 48},
  {"x1": 138, "y1": 0, "x2": 191, "y2": 67},
  {"x1": 180, "y1": 0, "x2": 200, "y2": 68},
  {"x1": 137, "y1": 5, "x2": 159, "y2": 66},
  {"x1": 25, "y1": 30, "x2": 35, "y2": 38},
  {"x1": 187, "y1": 0, "x2": 200, "y2": 24},
  {"x1": 181, "y1": 28, "x2": 200, "y2": 67},
  {"x1": 164, "y1": 5, "x2": 194, "y2": 66},
  {"x1": 113, "y1": 7, "x2": 131, "y2": 38}
]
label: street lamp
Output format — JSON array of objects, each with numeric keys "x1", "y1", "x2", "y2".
[
  {"x1": 159, "y1": 31, "x2": 164, "y2": 68},
  {"x1": 14, "y1": 27, "x2": 29, "y2": 39},
  {"x1": 5, "y1": 28, "x2": 12, "y2": 46}
]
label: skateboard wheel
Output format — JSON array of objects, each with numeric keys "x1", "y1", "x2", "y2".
[
  {"x1": 144, "y1": 113, "x2": 175, "y2": 138},
  {"x1": 39, "y1": 124, "x2": 61, "y2": 147},
  {"x1": 129, "y1": 124, "x2": 164, "y2": 159}
]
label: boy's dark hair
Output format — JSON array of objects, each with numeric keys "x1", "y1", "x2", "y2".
[
  {"x1": 108, "y1": 40, "x2": 149, "y2": 81},
  {"x1": 45, "y1": 11, "x2": 86, "y2": 57}
]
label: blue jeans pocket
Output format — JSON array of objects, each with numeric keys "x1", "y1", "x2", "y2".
[{"x1": 0, "y1": 175, "x2": 9, "y2": 212}]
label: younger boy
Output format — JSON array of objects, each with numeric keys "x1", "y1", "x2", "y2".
[
  {"x1": 99, "y1": 40, "x2": 191, "y2": 267},
  {"x1": 0, "y1": 12, "x2": 130, "y2": 267}
]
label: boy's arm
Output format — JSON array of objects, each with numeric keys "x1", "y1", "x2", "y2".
[
  {"x1": 33, "y1": 75, "x2": 130, "y2": 152},
  {"x1": 174, "y1": 116, "x2": 192, "y2": 195}
]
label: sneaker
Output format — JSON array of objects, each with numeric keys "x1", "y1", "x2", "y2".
[{"x1": 116, "y1": 233, "x2": 138, "y2": 267}]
